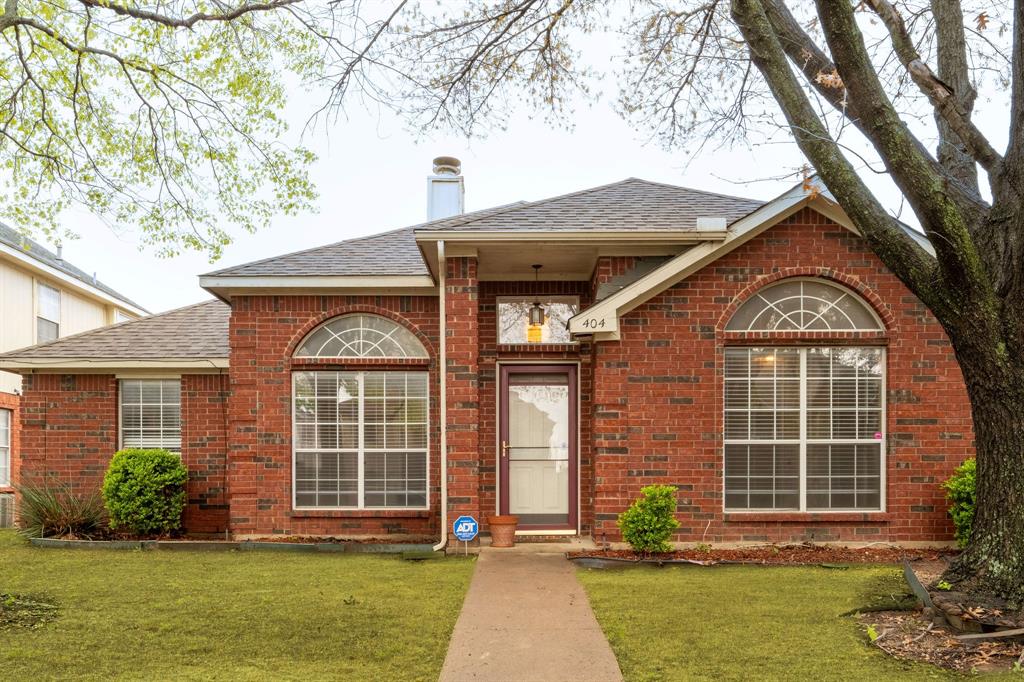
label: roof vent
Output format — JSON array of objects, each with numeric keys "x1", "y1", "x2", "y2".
[
  {"x1": 427, "y1": 156, "x2": 465, "y2": 221},
  {"x1": 696, "y1": 216, "x2": 727, "y2": 231},
  {"x1": 55, "y1": 243, "x2": 63, "y2": 261}
]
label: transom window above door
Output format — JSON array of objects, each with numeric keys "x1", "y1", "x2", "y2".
[
  {"x1": 295, "y1": 314, "x2": 428, "y2": 359},
  {"x1": 726, "y1": 279, "x2": 882, "y2": 332},
  {"x1": 497, "y1": 297, "x2": 579, "y2": 344}
]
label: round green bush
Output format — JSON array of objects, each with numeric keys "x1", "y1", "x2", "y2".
[
  {"x1": 942, "y1": 458, "x2": 975, "y2": 548},
  {"x1": 101, "y1": 449, "x2": 188, "y2": 536},
  {"x1": 617, "y1": 484, "x2": 681, "y2": 554}
]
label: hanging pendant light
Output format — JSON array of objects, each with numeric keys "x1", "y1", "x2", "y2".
[{"x1": 528, "y1": 265, "x2": 545, "y2": 342}]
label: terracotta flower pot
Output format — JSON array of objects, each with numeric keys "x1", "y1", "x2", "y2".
[{"x1": 487, "y1": 515, "x2": 519, "y2": 548}]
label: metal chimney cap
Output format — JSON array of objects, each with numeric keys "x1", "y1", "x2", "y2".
[{"x1": 432, "y1": 156, "x2": 461, "y2": 175}]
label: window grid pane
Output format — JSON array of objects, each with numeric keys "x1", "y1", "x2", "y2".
[
  {"x1": 120, "y1": 380, "x2": 181, "y2": 452},
  {"x1": 293, "y1": 371, "x2": 428, "y2": 509},
  {"x1": 724, "y1": 347, "x2": 883, "y2": 512},
  {"x1": 726, "y1": 280, "x2": 882, "y2": 332},
  {"x1": 295, "y1": 315, "x2": 428, "y2": 359}
]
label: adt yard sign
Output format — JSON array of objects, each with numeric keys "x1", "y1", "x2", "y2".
[{"x1": 453, "y1": 515, "x2": 478, "y2": 542}]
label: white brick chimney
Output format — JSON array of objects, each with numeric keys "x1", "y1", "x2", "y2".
[{"x1": 427, "y1": 156, "x2": 465, "y2": 221}]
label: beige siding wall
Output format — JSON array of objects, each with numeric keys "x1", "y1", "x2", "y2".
[{"x1": 0, "y1": 257, "x2": 139, "y2": 395}]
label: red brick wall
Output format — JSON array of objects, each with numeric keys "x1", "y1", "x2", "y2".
[
  {"x1": 0, "y1": 391, "x2": 20, "y2": 495},
  {"x1": 17, "y1": 373, "x2": 230, "y2": 534},
  {"x1": 227, "y1": 295, "x2": 440, "y2": 538},
  {"x1": 477, "y1": 281, "x2": 594, "y2": 533},
  {"x1": 445, "y1": 258, "x2": 481, "y2": 540},
  {"x1": 590, "y1": 208, "x2": 973, "y2": 544}
]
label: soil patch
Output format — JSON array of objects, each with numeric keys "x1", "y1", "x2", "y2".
[
  {"x1": 0, "y1": 593, "x2": 59, "y2": 630},
  {"x1": 570, "y1": 543, "x2": 956, "y2": 566},
  {"x1": 860, "y1": 610, "x2": 1023, "y2": 674}
]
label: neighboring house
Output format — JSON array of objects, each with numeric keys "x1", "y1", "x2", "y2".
[
  {"x1": 0, "y1": 159, "x2": 972, "y2": 544},
  {"x1": 0, "y1": 224, "x2": 147, "y2": 526}
]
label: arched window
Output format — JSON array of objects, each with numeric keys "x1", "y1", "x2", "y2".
[
  {"x1": 723, "y1": 279, "x2": 885, "y2": 514},
  {"x1": 726, "y1": 279, "x2": 882, "y2": 332},
  {"x1": 295, "y1": 314, "x2": 428, "y2": 359}
]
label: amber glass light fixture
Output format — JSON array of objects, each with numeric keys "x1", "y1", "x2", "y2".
[{"x1": 527, "y1": 265, "x2": 545, "y2": 343}]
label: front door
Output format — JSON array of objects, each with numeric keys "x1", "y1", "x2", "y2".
[{"x1": 499, "y1": 365, "x2": 577, "y2": 531}]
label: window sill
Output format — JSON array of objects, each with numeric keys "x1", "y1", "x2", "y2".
[
  {"x1": 289, "y1": 509, "x2": 431, "y2": 519},
  {"x1": 724, "y1": 512, "x2": 889, "y2": 523},
  {"x1": 497, "y1": 343, "x2": 580, "y2": 353}
]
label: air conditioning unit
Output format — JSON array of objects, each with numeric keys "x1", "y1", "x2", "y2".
[{"x1": 0, "y1": 493, "x2": 13, "y2": 528}]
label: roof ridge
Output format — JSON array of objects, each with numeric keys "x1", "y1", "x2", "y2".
[
  {"x1": 422, "y1": 179, "x2": 645, "y2": 232},
  {"x1": 619, "y1": 177, "x2": 766, "y2": 205},
  {"x1": 0, "y1": 299, "x2": 224, "y2": 357}
]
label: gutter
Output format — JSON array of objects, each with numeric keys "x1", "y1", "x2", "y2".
[{"x1": 433, "y1": 240, "x2": 448, "y2": 553}]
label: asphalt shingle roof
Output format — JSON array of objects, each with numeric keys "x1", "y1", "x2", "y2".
[
  {"x1": 424, "y1": 178, "x2": 765, "y2": 232},
  {"x1": 0, "y1": 299, "x2": 229, "y2": 361},
  {"x1": 205, "y1": 179, "x2": 765, "y2": 278},
  {"x1": 0, "y1": 222, "x2": 147, "y2": 312}
]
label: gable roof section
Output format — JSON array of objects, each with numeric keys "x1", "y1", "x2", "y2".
[
  {"x1": 415, "y1": 178, "x2": 764, "y2": 235},
  {"x1": 0, "y1": 222, "x2": 148, "y2": 314},
  {"x1": 0, "y1": 299, "x2": 229, "y2": 370},
  {"x1": 568, "y1": 177, "x2": 936, "y2": 340}
]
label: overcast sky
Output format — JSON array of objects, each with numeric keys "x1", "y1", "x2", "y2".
[{"x1": 51, "y1": 18, "x2": 1010, "y2": 315}]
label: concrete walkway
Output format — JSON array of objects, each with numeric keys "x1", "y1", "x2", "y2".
[{"x1": 439, "y1": 548, "x2": 623, "y2": 682}]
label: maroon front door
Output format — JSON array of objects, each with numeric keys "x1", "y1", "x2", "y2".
[{"x1": 499, "y1": 365, "x2": 578, "y2": 531}]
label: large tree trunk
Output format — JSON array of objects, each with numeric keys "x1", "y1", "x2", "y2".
[{"x1": 943, "y1": 342, "x2": 1024, "y2": 605}]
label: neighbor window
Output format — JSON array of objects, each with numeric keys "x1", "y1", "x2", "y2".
[
  {"x1": 114, "y1": 310, "x2": 134, "y2": 324},
  {"x1": 119, "y1": 379, "x2": 181, "y2": 452},
  {"x1": 36, "y1": 283, "x2": 60, "y2": 343},
  {"x1": 497, "y1": 297, "x2": 579, "y2": 344},
  {"x1": 724, "y1": 347, "x2": 885, "y2": 512},
  {"x1": 0, "y1": 409, "x2": 9, "y2": 486},
  {"x1": 293, "y1": 371, "x2": 428, "y2": 509}
]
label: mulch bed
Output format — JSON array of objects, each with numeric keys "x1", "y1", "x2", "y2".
[
  {"x1": 860, "y1": 610, "x2": 1023, "y2": 674},
  {"x1": 569, "y1": 543, "x2": 956, "y2": 566},
  {"x1": 249, "y1": 536, "x2": 433, "y2": 545}
]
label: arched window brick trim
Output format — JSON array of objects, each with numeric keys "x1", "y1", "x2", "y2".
[
  {"x1": 717, "y1": 269, "x2": 897, "y2": 335},
  {"x1": 285, "y1": 305, "x2": 436, "y2": 361}
]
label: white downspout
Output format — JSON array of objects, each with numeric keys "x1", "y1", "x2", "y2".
[{"x1": 433, "y1": 240, "x2": 448, "y2": 552}]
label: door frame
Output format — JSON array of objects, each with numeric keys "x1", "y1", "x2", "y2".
[{"x1": 498, "y1": 363, "x2": 579, "y2": 532}]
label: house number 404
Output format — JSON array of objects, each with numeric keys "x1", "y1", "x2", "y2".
[{"x1": 580, "y1": 317, "x2": 607, "y2": 329}]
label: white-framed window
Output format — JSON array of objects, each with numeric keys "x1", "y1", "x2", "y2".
[
  {"x1": 0, "y1": 409, "x2": 10, "y2": 487},
  {"x1": 119, "y1": 379, "x2": 182, "y2": 452},
  {"x1": 726, "y1": 279, "x2": 883, "y2": 332},
  {"x1": 497, "y1": 296, "x2": 579, "y2": 344},
  {"x1": 36, "y1": 282, "x2": 61, "y2": 343},
  {"x1": 724, "y1": 347, "x2": 885, "y2": 511},
  {"x1": 295, "y1": 314, "x2": 428, "y2": 359},
  {"x1": 293, "y1": 371, "x2": 428, "y2": 509}
]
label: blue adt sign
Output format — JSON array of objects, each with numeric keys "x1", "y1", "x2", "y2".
[{"x1": 453, "y1": 515, "x2": 479, "y2": 542}]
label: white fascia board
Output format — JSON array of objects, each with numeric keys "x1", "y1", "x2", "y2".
[
  {"x1": 569, "y1": 189, "x2": 814, "y2": 336},
  {"x1": 414, "y1": 230, "x2": 727, "y2": 243},
  {"x1": 0, "y1": 358, "x2": 229, "y2": 371},
  {"x1": 199, "y1": 275, "x2": 439, "y2": 295},
  {"x1": 0, "y1": 242, "x2": 148, "y2": 316}
]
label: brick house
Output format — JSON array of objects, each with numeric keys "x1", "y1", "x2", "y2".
[{"x1": 0, "y1": 159, "x2": 972, "y2": 545}]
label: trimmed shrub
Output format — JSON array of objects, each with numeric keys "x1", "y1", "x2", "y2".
[
  {"x1": 16, "y1": 481, "x2": 107, "y2": 538},
  {"x1": 617, "y1": 484, "x2": 681, "y2": 554},
  {"x1": 102, "y1": 449, "x2": 187, "y2": 536},
  {"x1": 943, "y1": 458, "x2": 975, "y2": 548}
]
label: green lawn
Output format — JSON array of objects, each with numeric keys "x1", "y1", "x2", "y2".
[
  {"x1": 578, "y1": 564, "x2": 960, "y2": 682},
  {"x1": 0, "y1": 531, "x2": 473, "y2": 680}
]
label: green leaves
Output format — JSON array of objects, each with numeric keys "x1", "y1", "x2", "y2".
[
  {"x1": 101, "y1": 448, "x2": 188, "y2": 536},
  {"x1": 942, "y1": 458, "x2": 976, "y2": 549},
  {"x1": 0, "y1": 2, "x2": 319, "y2": 260},
  {"x1": 617, "y1": 484, "x2": 680, "y2": 554}
]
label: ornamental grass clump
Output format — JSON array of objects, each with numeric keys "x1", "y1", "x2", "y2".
[
  {"x1": 943, "y1": 458, "x2": 976, "y2": 548},
  {"x1": 617, "y1": 484, "x2": 681, "y2": 554},
  {"x1": 16, "y1": 481, "x2": 107, "y2": 539},
  {"x1": 102, "y1": 449, "x2": 187, "y2": 536}
]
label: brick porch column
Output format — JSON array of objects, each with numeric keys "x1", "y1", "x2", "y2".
[{"x1": 445, "y1": 256, "x2": 481, "y2": 542}]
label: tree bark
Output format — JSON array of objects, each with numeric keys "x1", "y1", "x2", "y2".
[{"x1": 944, "y1": 351, "x2": 1024, "y2": 605}]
